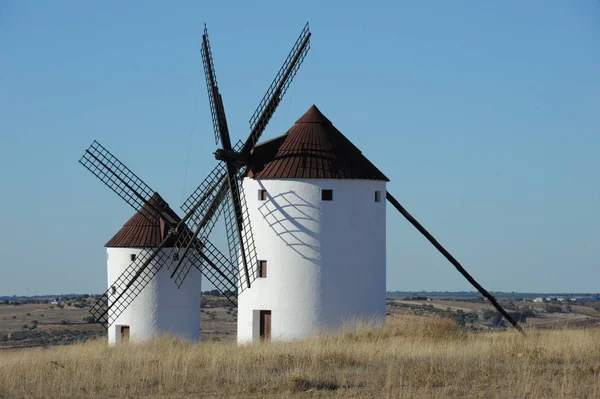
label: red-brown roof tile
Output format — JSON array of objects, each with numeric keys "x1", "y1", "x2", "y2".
[
  {"x1": 105, "y1": 193, "x2": 182, "y2": 248},
  {"x1": 248, "y1": 105, "x2": 388, "y2": 181}
]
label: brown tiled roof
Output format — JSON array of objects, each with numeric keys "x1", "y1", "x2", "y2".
[
  {"x1": 248, "y1": 105, "x2": 388, "y2": 181},
  {"x1": 105, "y1": 193, "x2": 182, "y2": 248}
]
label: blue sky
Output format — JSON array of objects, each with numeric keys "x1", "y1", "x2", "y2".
[{"x1": 0, "y1": 1, "x2": 598, "y2": 295}]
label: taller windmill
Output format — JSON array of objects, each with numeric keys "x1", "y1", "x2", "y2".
[{"x1": 238, "y1": 104, "x2": 389, "y2": 342}]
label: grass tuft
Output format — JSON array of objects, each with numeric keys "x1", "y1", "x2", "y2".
[{"x1": 286, "y1": 372, "x2": 339, "y2": 392}]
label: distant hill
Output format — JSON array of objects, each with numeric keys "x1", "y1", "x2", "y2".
[
  {"x1": 386, "y1": 291, "x2": 600, "y2": 300},
  {"x1": 0, "y1": 294, "x2": 94, "y2": 301},
  {"x1": 2, "y1": 291, "x2": 599, "y2": 301}
]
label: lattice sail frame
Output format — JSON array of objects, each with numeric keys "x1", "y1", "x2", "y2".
[
  {"x1": 169, "y1": 224, "x2": 239, "y2": 304},
  {"x1": 170, "y1": 173, "x2": 229, "y2": 287},
  {"x1": 80, "y1": 141, "x2": 157, "y2": 224},
  {"x1": 201, "y1": 24, "x2": 222, "y2": 146},
  {"x1": 176, "y1": 141, "x2": 258, "y2": 294},
  {"x1": 246, "y1": 22, "x2": 311, "y2": 151},
  {"x1": 222, "y1": 167, "x2": 258, "y2": 292}
]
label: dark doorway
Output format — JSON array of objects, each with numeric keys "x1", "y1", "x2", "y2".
[
  {"x1": 120, "y1": 326, "x2": 130, "y2": 342},
  {"x1": 259, "y1": 310, "x2": 271, "y2": 340}
]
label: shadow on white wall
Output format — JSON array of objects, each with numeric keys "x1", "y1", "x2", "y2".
[{"x1": 258, "y1": 189, "x2": 322, "y2": 266}]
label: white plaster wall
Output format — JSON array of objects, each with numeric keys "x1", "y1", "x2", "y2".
[
  {"x1": 106, "y1": 248, "x2": 202, "y2": 345},
  {"x1": 238, "y1": 178, "x2": 386, "y2": 343}
]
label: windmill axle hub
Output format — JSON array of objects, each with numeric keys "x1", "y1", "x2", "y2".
[{"x1": 214, "y1": 149, "x2": 249, "y2": 166}]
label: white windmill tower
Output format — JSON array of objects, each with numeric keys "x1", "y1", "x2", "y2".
[
  {"x1": 237, "y1": 105, "x2": 388, "y2": 342},
  {"x1": 104, "y1": 192, "x2": 202, "y2": 345}
]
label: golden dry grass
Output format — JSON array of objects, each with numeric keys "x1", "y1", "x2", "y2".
[{"x1": 1, "y1": 315, "x2": 599, "y2": 398}]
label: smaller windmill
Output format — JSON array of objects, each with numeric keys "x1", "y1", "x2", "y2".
[{"x1": 80, "y1": 141, "x2": 239, "y2": 342}]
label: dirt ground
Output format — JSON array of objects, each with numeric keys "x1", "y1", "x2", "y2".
[
  {"x1": 1, "y1": 295, "x2": 599, "y2": 349},
  {"x1": 0, "y1": 302, "x2": 94, "y2": 335},
  {"x1": 387, "y1": 296, "x2": 600, "y2": 331}
]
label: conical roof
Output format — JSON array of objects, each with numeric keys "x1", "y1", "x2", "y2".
[
  {"x1": 248, "y1": 105, "x2": 388, "y2": 181},
  {"x1": 105, "y1": 193, "x2": 182, "y2": 248}
]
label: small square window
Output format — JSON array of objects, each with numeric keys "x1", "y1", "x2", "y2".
[
  {"x1": 130, "y1": 254, "x2": 136, "y2": 262},
  {"x1": 259, "y1": 260, "x2": 267, "y2": 278},
  {"x1": 375, "y1": 191, "x2": 381, "y2": 202},
  {"x1": 322, "y1": 189, "x2": 333, "y2": 201},
  {"x1": 258, "y1": 189, "x2": 267, "y2": 201}
]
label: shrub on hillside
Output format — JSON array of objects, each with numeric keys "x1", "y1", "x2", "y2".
[
  {"x1": 492, "y1": 312, "x2": 506, "y2": 328},
  {"x1": 544, "y1": 304, "x2": 562, "y2": 313},
  {"x1": 483, "y1": 310, "x2": 496, "y2": 320},
  {"x1": 520, "y1": 307, "x2": 535, "y2": 318}
]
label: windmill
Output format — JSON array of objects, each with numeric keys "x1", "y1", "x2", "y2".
[
  {"x1": 81, "y1": 22, "x2": 523, "y2": 340},
  {"x1": 80, "y1": 141, "x2": 240, "y2": 342},
  {"x1": 80, "y1": 23, "x2": 311, "y2": 334}
]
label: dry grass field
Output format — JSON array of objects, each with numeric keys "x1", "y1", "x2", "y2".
[{"x1": 1, "y1": 315, "x2": 599, "y2": 399}]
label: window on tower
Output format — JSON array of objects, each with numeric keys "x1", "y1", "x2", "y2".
[
  {"x1": 322, "y1": 189, "x2": 333, "y2": 201},
  {"x1": 258, "y1": 189, "x2": 267, "y2": 201},
  {"x1": 258, "y1": 260, "x2": 267, "y2": 278},
  {"x1": 130, "y1": 254, "x2": 136, "y2": 262},
  {"x1": 375, "y1": 191, "x2": 381, "y2": 202}
]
